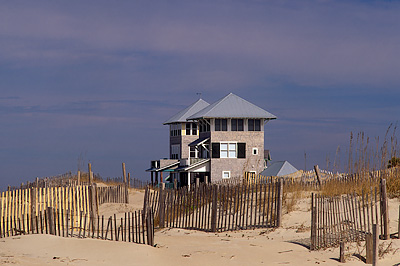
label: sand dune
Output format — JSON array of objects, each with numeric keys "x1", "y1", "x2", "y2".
[{"x1": 1, "y1": 189, "x2": 399, "y2": 265}]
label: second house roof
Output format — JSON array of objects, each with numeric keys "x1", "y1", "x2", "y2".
[{"x1": 163, "y1": 98, "x2": 210, "y2": 125}]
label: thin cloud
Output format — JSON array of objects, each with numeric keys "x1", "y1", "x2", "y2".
[{"x1": 1, "y1": 1, "x2": 400, "y2": 88}]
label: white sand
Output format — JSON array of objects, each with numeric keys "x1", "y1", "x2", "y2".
[{"x1": 1, "y1": 189, "x2": 399, "y2": 265}]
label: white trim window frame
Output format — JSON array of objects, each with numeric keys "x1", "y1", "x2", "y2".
[
  {"x1": 220, "y1": 142, "x2": 237, "y2": 158},
  {"x1": 222, "y1": 171, "x2": 231, "y2": 179}
]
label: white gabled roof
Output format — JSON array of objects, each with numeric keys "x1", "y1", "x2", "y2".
[
  {"x1": 163, "y1": 98, "x2": 210, "y2": 125},
  {"x1": 187, "y1": 93, "x2": 277, "y2": 120}
]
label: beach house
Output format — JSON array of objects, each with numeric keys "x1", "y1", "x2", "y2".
[{"x1": 147, "y1": 93, "x2": 277, "y2": 187}]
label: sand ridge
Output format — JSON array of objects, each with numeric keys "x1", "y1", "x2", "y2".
[{"x1": 0, "y1": 188, "x2": 399, "y2": 265}]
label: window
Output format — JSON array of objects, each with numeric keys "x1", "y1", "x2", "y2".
[
  {"x1": 255, "y1": 119, "x2": 261, "y2": 131},
  {"x1": 220, "y1": 143, "x2": 237, "y2": 158},
  {"x1": 215, "y1": 119, "x2": 220, "y2": 131},
  {"x1": 231, "y1": 119, "x2": 244, "y2": 131},
  {"x1": 222, "y1": 171, "x2": 231, "y2": 179},
  {"x1": 192, "y1": 123, "x2": 197, "y2": 135},
  {"x1": 170, "y1": 124, "x2": 182, "y2": 136},
  {"x1": 212, "y1": 142, "x2": 245, "y2": 159},
  {"x1": 222, "y1": 119, "x2": 227, "y2": 131},
  {"x1": 231, "y1": 119, "x2": 243, "y2": 131},
  {"x1": 185, "y1": 123, "x2": 198, "y2": 135},
  {"x1": 252, "y1": 148, "x2": 258, "y2": 155},
  {"x1": 190, "y1": 146, "x2": 197, "y2": 158},
  {"x1": 171, "y1": 145, "x2": 180, "y2": 159},
  {"x1": 248, "y1": 119, "x2": 261, "y2": 131},
  {"x1": 186, "y1": 123, "x2": 191, "y2": 135},
  {"x1": 215, "y1": 119, "x2": 227, "y2": 131}
]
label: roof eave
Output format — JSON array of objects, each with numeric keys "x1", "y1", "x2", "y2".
[{"x1": 188, "y1": 116, "x2": 277, "y2": 120}]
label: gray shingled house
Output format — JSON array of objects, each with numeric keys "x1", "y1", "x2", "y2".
[{"x1": 147, "y1": 93, "x2": 277, "y2": 188}]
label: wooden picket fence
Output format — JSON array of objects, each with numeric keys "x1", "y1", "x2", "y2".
[
  {"x1": 144, "y1": 181, "x2": 283, "y2": 232},
  {"x1": 310, "y1": 179, "x2": 389, "y2": 250},
  {"x1": 0, "y1": 207, "x2": 154, "y2": 246}
]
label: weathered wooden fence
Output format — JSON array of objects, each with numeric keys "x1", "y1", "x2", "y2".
[
  {"x1": 0, "y1": 207, "x2": 154, "y2": 246},
  {"x1": 97, "y1": 185, "x2": 129, "y2": 205},
  {"x1": 0, "y1": 184, "x2": 133, "y2": 237},
  {"x1": 144, "y1": 181, "x2": 283, "y2": 232},
  {"x1": 310, "y1": 179, "x2": 389, "y2": 250},
  {"x1": 247, "y1": 167, "x2": 400, "y2": 189},
  {"x1": 0, "y1": 184, "x2": 154, "y2": 246},
  {"x1": 0, "y1": 185, "x2": 93, "y2": 237}
]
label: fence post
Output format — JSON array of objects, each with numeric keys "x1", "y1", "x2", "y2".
[
  {"x1": 372, "y1": 224, "x2": 379, "y2": 266},
  {"x1": 159, "y1": 186, "x2": 165, "y2": 228},
  {"x1": 366, "y1": 233, "x2": 373, "y2": 264},
  {"x1": 310, "y1": 193, "x2": 316, "y2": 250},
  {"x1": 122, "y1": 162, "x2": 127, "y2": 184},
  {"x1": 88, "y1": 163, "x2": 92, "y2": 184},
  {"x1": 339, "y1": 242, "x2": 345, "y2": 263},
  {"x1": 211, "y1": 185, "x2": 218, "y2": 232},
  {"x1": 314, "y1": 165, "x2": 322, "y2": 187},
  {"x1": 398, "y1": 205, "x2": 400, "y2": 239},
  {"x1": 276, "y1": 178, "x2": 283, "y2": 228},
  {"x1": 30, "y1": 187, "x2": 37, "y2": 232},
  {"x1": 146, "y1": 207, "x2": 154, "y2": 246},
  {"x1": 125, "y1": 185, "x2": 129, "y2": 204},
  {"x1": 47, "y1": 207, "x2": 55, "y2": 235},
  {"x1": 380, "y1": 179, "x2": 389, "y2": 240},
  {"x1": 143, "y1": 186, "x2": 148, "y2": 214},
  {"x1": 89, "y1": 184, "x2": 98, "y2": 233}
]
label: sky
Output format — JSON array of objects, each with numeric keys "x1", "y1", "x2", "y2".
[{"x1": 1, "y1": 0, "x2": 399, "y2": 190}]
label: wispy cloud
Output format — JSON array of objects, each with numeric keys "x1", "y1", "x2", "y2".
[{"x1": 1, "y1": 1, "x2": 400, "y2": 89}]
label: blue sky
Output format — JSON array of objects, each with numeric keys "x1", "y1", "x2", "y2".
[{"x1": 1, "y1": 0, "x2": 399, "y2": 189}]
